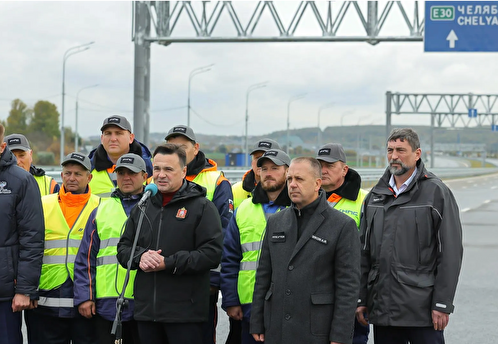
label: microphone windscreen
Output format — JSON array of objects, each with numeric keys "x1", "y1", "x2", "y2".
[{"x1": 144, "y1": 183, "x2": 159, "y2": 196}]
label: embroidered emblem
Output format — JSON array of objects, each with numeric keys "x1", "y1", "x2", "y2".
[
  {"x1": 0, "y1": 181, "x2": 12, "y2": 194},
  {"x1": 176, "y1": 207, "x2": 187, "y2": 219}
]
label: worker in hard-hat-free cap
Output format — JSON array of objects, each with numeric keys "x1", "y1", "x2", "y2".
[
  {"x1": 32, "y1": 152, "x2": 100, "y2": 343},
  {"x1": 88, "y1": 115, "x2": 153, "y2": 198}
]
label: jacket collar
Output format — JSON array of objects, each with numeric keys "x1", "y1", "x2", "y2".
[
  {"x1": 252, "y1": 181, "x2": 291, "y2": 207},
  {"x1": 186, "y1": 151, "x2": 217, "y2": 177},
  {"x1": 324, "y1": 167, "x2": 362, "y2": 201},
  {"x1": 242, "y1": 169, "x2": 257, "y2": 193},
  {"x1": 0, "y1": 147, "x2": 16, "y2": 170}
]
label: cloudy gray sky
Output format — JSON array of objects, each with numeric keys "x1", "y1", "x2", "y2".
[{"x1": 1, "y1": 1, "x2": 497, "y2": 140}]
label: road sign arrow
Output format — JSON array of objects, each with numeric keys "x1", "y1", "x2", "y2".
[{"x1": 446, "y1": 30, "x2": 458, "y2": 48}]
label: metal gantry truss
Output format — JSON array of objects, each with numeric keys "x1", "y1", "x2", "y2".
[
  {"x1": 132, "y1": 1, "x2": 426, "y2": 144},
  {"x1": 141, "y1": 1, "x2": 424, "y2": 44},
  {"x1": 386, "y1": 92, "x2": 498, "y2": 167}
]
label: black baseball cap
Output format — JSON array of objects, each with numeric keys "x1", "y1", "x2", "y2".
[
  {"x1": 316, "y1": 143, "x2": 346, "y2": 163},
  {"x1": 257, "y1": 149, "x2": 291, "y2": 167}
]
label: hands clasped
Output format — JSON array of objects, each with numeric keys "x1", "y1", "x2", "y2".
[{"x1": 139, "y1": 249, "x2": 166, "y2": 272}]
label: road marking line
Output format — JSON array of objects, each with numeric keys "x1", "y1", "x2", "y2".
[
  {"x1": 484, "y1": 200, "x2": 491, "y2": 204},
  {"x1": 461, "y1": 208, "x2": 471, "y2": 212}
]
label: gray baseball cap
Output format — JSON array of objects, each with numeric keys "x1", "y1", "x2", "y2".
[
  {"x1": 101, "y1": 115, "x2": 132, "y2": 132},
  {"x1": 250, "y1": 139, "x2": 281, "y2": 155},
  {"x1": 61, "y1": 152, "x2": 91, "y2": 171},
  {"x1": 115, "y1": 153, "x2": 146, "y2": 173},
  {"x1": 257, "y1": 149, "x2": 291, "y2": 167},
  {"x1": 5, "y1": 134, "x2": 30, "y2": 151},
  {"x1": 165, "y1": 125, "x2": 196, "y2": 142},
  {"x1": 316, "y1": 143, "x2": 346, "y2": 163}
]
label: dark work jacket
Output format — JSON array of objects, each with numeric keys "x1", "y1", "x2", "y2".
[
  {"x1": 250, "y1": 191, "x2": 360, "y2": 344},
  {"x1": 0, "y1": 147, "x2": 44, "y2": 301},
  {"x1": 359, "y1": 159, "x2": 463, "y2": 327},
  {"x1": 117, "y1": 180, "x2": 223, "y2": 323}
]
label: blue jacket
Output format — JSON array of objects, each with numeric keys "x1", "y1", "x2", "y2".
[
  {"x1": 220, "y1": 183, "x2": 290, "y2": 320},
  {"x1": 73, "y1": 189, "x2": 142, "y2": 322},
  {"x1": 0, "y1": 147, "x2": 44, "y2": 301}
]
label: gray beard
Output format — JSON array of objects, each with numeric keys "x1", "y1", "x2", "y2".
[{"x1": 389, "y1": 162, "x2": 411, "y2": 176}]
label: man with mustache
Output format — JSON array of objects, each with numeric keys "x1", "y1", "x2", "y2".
[
  {"x1": 356, "y1": 128, "x2": 463, "y2": 344},
  {"x1": 221, "y1": 149, "x2": 291, "y2": 344}
]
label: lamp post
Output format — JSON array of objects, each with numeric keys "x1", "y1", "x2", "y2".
[
  {"x1": 61, "y1": 41, "x2": 94, "y2": 162},
  {"x1": 286, "y1": 93, "x2": 306, "y2": 154},
  {"x1": 187, "y1": 64, "x2": 214, "y2": 127},
  {"x1": 245, "y1": 81, "x2": 268, "y2": 167},
  {"x1": 317, "y1": 102, "x2": 334, "y2": 148},
  {"x1": 75, "y1": 84, "x2": 99, "y2": 152}
]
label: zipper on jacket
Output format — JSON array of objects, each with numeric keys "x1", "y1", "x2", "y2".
[
  {"x1": 415, "y1": 211, "x2": 421, "y2": 265},
  {"x1": 153, "y1": 207, "x2": 164, "y2": 320}
]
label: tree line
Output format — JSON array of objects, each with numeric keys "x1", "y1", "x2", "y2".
[{"x1": 1, "y1": 99, "x2": 78, "y2": 165}]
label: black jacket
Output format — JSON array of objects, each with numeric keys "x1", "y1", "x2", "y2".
[
  {"x1": 0, "y1": 147, "x2": 44, "y2": 301},
  {"x1": 359, "y1": 159, "x2": 463, "y2": 326},
  {"x1": 117, "y1": 180, "x2": 223, "y2": 322}
]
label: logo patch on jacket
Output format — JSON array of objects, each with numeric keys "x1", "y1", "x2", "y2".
[
  {"x1": 372, "y1": 195, "x2": 384, "y2": 203},
  {"x1": 0, "y1": 181, "x2": 12, "y2": 194},
  {"x1": 228, "y1": 199, "x2": 234, "y2": 214},
  {"x1": 312, "y1": 235, "x2": 327, "y2": 244},
  {"x1": 176, "y1": 207, "x2": 187, "y2": 219}
]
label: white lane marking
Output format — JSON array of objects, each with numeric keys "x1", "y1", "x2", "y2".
[
  {"x1": 484, "y1": 200, "x2": 491, "y2": 204},
  {"x1": 461, "y1": 208, "x2": 471, "y2": 212},
  {"x1": 492, "y1": 186, "x2": 498, "y2": 190}
]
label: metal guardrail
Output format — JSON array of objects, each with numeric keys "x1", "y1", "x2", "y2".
[{"x1": 46, "y1": 167, "x2": 498, "y2": 186}]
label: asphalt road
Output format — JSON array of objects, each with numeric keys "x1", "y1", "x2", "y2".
[{"x1": 22, "y1": 172, "x2": 498, "y2": 343}]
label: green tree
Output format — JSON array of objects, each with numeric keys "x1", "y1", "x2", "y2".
[
  {"x1": 29, "y1": 100, "x2": 60, "y2": 139},
  {"x1": 6, "y1": 99, "x2": 31, "y2": 134}
]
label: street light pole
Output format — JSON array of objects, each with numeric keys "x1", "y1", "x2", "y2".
[
  {"x1": 245, "y1": 81, "x2": 268, "y2": 167},
  {"x1": 317, "y1": 102, "x2": 334, "y2": 148},
  {"x1": 61, "y1": 41, "x2": 94, "y2": 161},
  {"x1": 286, "y1": 93, "x2": 306, "y2": 154},
  {"x1": 187, "y1": 64, "x2": 214, "y2": 127},
  {"x1": 75, "y1": 84, "x2": 99, "y2": 152}
]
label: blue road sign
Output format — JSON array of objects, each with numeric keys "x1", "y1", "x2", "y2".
[
  {"x1": 425, "y1": 1, "x2": 498, "y2": 52},
  {"x1": 492, "y1": 124, "x2": 498, "y2": 131},
  {"x1": 468, "y1": 108, "x2": 478, "y2": 117}
]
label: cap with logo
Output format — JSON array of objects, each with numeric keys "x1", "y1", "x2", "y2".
[
  {"x1": 61, "y1": 152, "x2": 92, "y2": 171},
  {"x1": 250, "y1": 139, "x2": 281, "y2": 155},
  {"x1": 257, "y1": 149, "x2": 291, "y2": 167},
  {"x1": 316, "y1": 143, "x2": 346, "y2": 163},
  {"x1": 5, "y1": 134, "x2": 31, "y2": 151},
  {"x1": 165, "y1": 125, "x2": 196, "y2": 142},
  {"x1": 115, "y1": 153, "x2": 146, "y2": 173},
  {"x1": 100, "y1": 115, "x2": 132, "y2": 132}
]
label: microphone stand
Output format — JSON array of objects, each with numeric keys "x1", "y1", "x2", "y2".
[{"x1": 112, "y1": 202, "x2": 148, "y2": 344}]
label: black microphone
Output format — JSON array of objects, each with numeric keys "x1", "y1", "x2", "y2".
[{"x1": 138, "y1": 183, "x2": 158, "y2": 207}]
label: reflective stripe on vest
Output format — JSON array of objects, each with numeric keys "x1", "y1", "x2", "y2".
[
  {"x1": 232, "y1": 181, "x2": 251, "y2": 210},
  {"x1": 38, "y1": 297, "x2": 74, "y2": 308},
  {"x1": 327, "y1": 188, "x2": 368, "y2": 229},
  {"x1": 94, "y1": 197, "x2": 135, "y2": 299},
  {"x1": 236, "y1": 200, "x2": 285, "y2": 305},
  {"x1": 34, "y1": 175, "x2": 54, "y2": 197},
  {"x1": 89, "y1": 169, "x2": 116, "y2": 197},
  {"x1": 40, "y1": 194, "x2": 100, "y2": 291},
  {"x1": 192, "y1": 171, "x2": 223, "y2": 201}
]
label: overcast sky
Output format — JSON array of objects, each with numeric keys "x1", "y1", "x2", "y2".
[{"x1": 1, "y1": 1, "x2": 497, "y2": 140}]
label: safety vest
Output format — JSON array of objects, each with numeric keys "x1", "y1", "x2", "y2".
[
  {"x1": 39, "y1": 194, "x2": 100, "y2": 293},
  {"x1": 34, "y1": 175, "x2": 57, "y2": 196},
  {"x1": 232, "y1": 181, "x2": 252, "y2": 210},
  {"x1": 89, "y1": 168, "x2": 116, "y2": 198},
  {"x1": 327, "y1": 188, "x2": 368, "y2": 229},
  {"x1": 191, "y1": 171, "x2": 223, "y2": 201},
  {"x1": 236, "y1": 200, "x2": 284, "y2": 304},
  {"x1": 94, "y1": 197, "x2": 136, "y2": 300}
]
